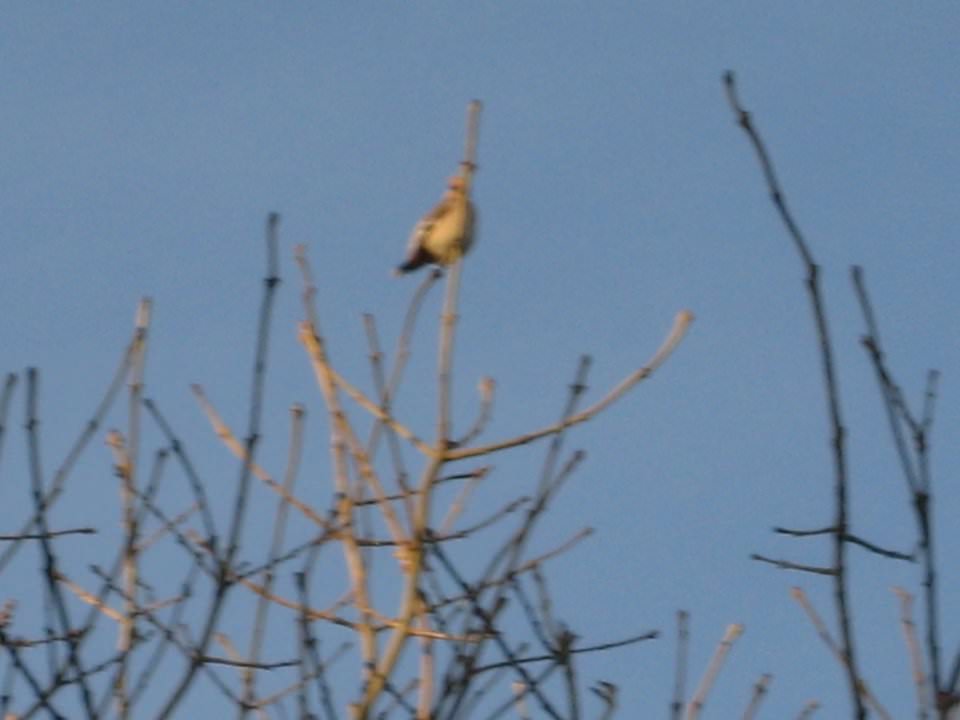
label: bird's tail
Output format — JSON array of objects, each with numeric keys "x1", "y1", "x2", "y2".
[{"x1": 393, "y1": 248, "x2": 432, "y2": 275}]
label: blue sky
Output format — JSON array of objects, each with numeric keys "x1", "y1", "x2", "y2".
[{"x1": 1, "y1": 4, "x2": 958, "y2": 717}]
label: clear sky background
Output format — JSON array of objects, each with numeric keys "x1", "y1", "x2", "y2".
[{"x1": 1, "y1": 4, "x2": 958, "y2": 718}]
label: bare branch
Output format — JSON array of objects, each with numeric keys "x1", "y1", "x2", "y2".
[
  {"x1": 893, "y1": 587, "x2": 929, "y2": 719},
  {"x1": 446, "y1": 310, "x2": 694, "y2": 461},
  {"x1": 751, "y1": 555, "x2": 836, "y2": 576},
  {"x1": 0, "y1": 373, "x2": 18, "y2": 486},
  {"x1": 685, "y1": 623, "x2": 744, "y2": 719},
  {"x1": 0, "y1": 528, "x2": 96, "y2": 542},
  {"x1": 742, "y1": 673, "x2": 773, "y2": 720},
  {"x1": 243, "y1": 403, "x2": 308, "y2": 713},
  {"x1": 725, "y1": 70, "x2": 862, "y2": 718},
  {"x1": 790, "y1": 587, "x2": 892, "y2": 719},
  {"x1": 158, "y1": 212, "x2": 282, "y2": 719},
  {"x1": 0, "y1": 320, "x2": 136, "y2": 575},
  {"x1": 671, "y1": 610, "x2": 690, "y2": 720}
]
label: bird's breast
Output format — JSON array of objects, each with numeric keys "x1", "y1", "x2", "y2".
[{"x1": 423, "y1": 201, "x2": 473, "y2": 264}]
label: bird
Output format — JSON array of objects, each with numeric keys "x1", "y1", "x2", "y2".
[{"x1": 394, "y1": 173, "x2": 476, "y2": 275}]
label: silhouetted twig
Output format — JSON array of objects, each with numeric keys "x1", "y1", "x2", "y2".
[
  {"x1": 725, "y1": 70, "x2": 865, "y2": 719},
  {"x1": 671, "y1": 610, "x2": 690, "y2": 720}
]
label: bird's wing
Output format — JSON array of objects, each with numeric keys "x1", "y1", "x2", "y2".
[
  {"x1": 404, "y1": 193, "x2": 453, "y2": 260},
  {"x1": 462, "y1": 200, "x2": 477, "y2": 253}
]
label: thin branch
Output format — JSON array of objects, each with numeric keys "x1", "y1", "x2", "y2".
[
  {"x1": 362, "y1": 312, "x2": 415, "y2": 528},
  {"x1": 852, "y1": 266, "x2": 944, "y2": 701},
  {"x1": 242, "y1": 403, "x2": 307, "y2": 715},
  {"x1": 671, "y1": 610, "x2": 690, "y2": 720},
  {"x1": 774, "y1": 525, "x2": 836, "y2": 537},
  {"x1": 455, "y1": 377, "x2": 496, "y2": 448},
  {"x1": 725, "y1": 70, "x2": 862, "y2": 718},
  {"x1": 54, "y1": 571, "x2": 124, "y2": 623},
  {"x1": 463, "y1": 99, "x2": 482, "y2": 171},
  {"x1": 472, "y1": 631, "x2": 658, "y2": 674},
  {"x1": 192, "y1": 385, "x2": 333, "y2": 531},
  {"x1": 295, "y1": 572, "x2": 340, "y2": 720},
  {"x1": 774, "y1": 527, "x2": 911, "y2": 560},
  {"x1": 0, "y1": 372, "x2": 17, "y2": 486},
  {"x1": 454, "y1": 643, "x2": 528, "y2": 719},
  {"x1": 591, "y1": 681, "x2": 618, "y2": 720},
  {"x1": 417, "y1": 609, "x2": 434, "y2": 720},
  {"x1": 430, "y1": 542, "x2": 565, "y2": 720},
  {"x1": 438, "y1": 466, "x2": 492, "y2": 535},
  {"x1": 294, "y1": 250, "x2": 379, "y2": 683},
  {"x1": 142, "y1": 396, "x2": 218, "y2": 544},
  {"x1": 24, "y1": 368, "x2": 97, "y2": 716},
  {"x1": 22, "y1": 447, "x2": 176, "y2": 717},
  {"x1": 129, "y1": 569, "x2": 199, "y2": 708},
  {"x1": 0, "y1": 625, "x2": 69, "y2": 719},
  {"x1": 366, "y1": 269, "x2": 441, "y2": 460},
  {"x1": 483, "y1": 662, "x2": 560, "y2": 720},
  {"x1": 851, "y1": 266, "x2": 921, "y2": 490},
  {"x1": 445, "y1": 310, "x2": 694, "y2": 461},
  {"x1": 844, "y1": 534, "x2": 913, "y2": 561},
  {"x1": 439, "y1": 359, "x2": 593, "y2": 719},
  {"x1": 557, "y1": 627, "x2": 580, "y2": 720},
  {"x1": 751, "y1": 555, "x2": 837, "y2": 576},
  {"x1": 790, "y1": 587, "x2": 892, "y2": 719},
  {"x1": 510, "y1": 575, "x2": 553, "y2": 653},
  {"x1": 0, "y1": 322, "x2": 136, "y2": 575},
  {"x1": 742, "y1": 673, "x2": 773, "y2": 720},
  {"x1": 437, "y1": 259, "x2": 463, "y2": 446},
  {"x1": 685, "y1": 623, "x2": 744, "y2": 720},
  {"x1": 893, "y1": 587, "x2": 929, "y2": 719},
  {"x1": 0, "y1": 528, "x2": 96, "y2": 541},
  {"x1": 157, "y1": 212, "x2": 281, "y2": 719}
]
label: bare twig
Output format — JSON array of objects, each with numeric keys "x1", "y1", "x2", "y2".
[
  {"x1": 844, "y1": 534, "x2": 913, "y2": 561},
  {"x1": 115, "y1": 295, "x2": 152, "y2": 719},
  {"x1": 0, "y1": 373, "x2": 17, "y2": 486},
  {"x1": 671, "y1": 610, "x2": 690, "y2": 720},
  {"x1": 24, "y1": 368, "x2": 97, "y2": 716},
  {"x1": 436, "y1": 258, "x2": 463, "y2": 447},
  {"x1": 192, "y1": 385, "x2": 332, "y2": 530},
  {"x1": 295, "y1": 572, "x2": 340, "y2": 720},
  {"x1": 445, "y1": 310, "x2": 694, "y2": 461},
  {"x1": 685, "y1": 623, "x2": 744, "y2": 720},
  {"x1": 852, "y1": 266, "x2": 944, "y2": 704},
  {"x1": 294, "y1": 247, "x2": 380, "y2": 692},
  {"x1": 742, "y1": 673, "x2": 773, "y2": 720},
  {"x1": 472, "y1": 631, "x2": 658, "y2": 674},
  {"x1": 455, "y1": 377, "x2": 496, "y2": 448},
  {"x1": 0, "y1": 323, "x2": 136, "y2": 574},
  {"x1": 591, "y1": 681, "x2": 618, "y2": 720},
  {"x1": 790, "y1": 587, "x2": 892, "y2": 719},
  {"x1": 725, "y1": 70, "x2": 863, "y2": 718},
  {"x1": 242, "y1": 403, "x2": 307, "y2": 715},
  {"x1": 751, "y1": 555, "x2": 836, "y2": 576},
  {"x1": 158, "y1": 212, "x2": 281, "y2": 719},
  {"x1": 893, "y1": 587, "x2": 929, "y2": 718},
  {"x1": 366, "y1": 269, "x2": 441, "y2": 460},
  {"x1": 430, "y1": 542, "x2": 564, "y2": 720},
  {"x1": 438, "y1": 465, "x2": 492, "y2": 534},
  {"x1": 0, "y1": 528, "x2": 96, "y2": 541},
  {"x1": 416, "y1": 610, "x2": 434, "y2": 720},
  {"x1": 142, "y1": 396, "x2": 218, "y2": 544}
]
